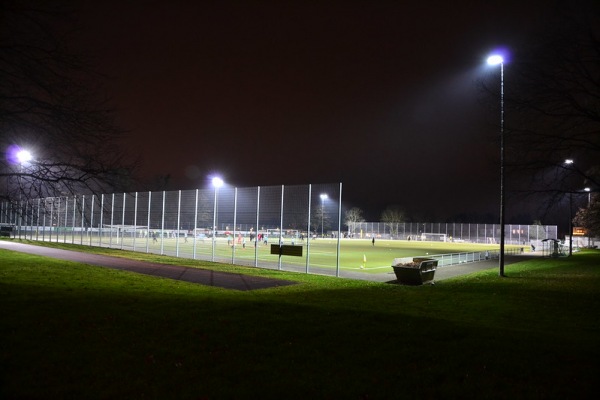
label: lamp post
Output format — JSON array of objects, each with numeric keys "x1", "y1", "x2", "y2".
[
  {"x1": 16, "y1": 149, "x2": 33, "y2": 238},
  {"x1": 212, "y1": 176, "x2": 223, "y2": 261},
  {"x1": 320, "y1": 193, "x2": 327, "y2": 238},
  {"x1": 583, "y1": 187, "x2": 591, "y2": 248},
  {"x1": 584, "y1": 187, "x2": 591, "y2": 206},
  {"x1": 563, "y1": 159, "x2": 579, "y2": 256},
  {"x1": 487, "y1": 54, "x2": 506, "y2": 277}
]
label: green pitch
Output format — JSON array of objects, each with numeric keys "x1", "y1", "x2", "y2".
[
  {"x1": 94, "y1": 236, "x2": 523, "y2": 274},
  {"x1": 38, "y1": 234, "x2": 525, "y2": 274},
  {"x1": 261, "y1": 238, "x2": 515, "y2": 271}
]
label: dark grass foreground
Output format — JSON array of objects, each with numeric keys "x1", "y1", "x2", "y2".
[{"x1": 1, "y1": 243, "x2": 599, "y2": 399}]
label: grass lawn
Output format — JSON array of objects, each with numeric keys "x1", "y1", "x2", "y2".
[
  {"x1": 1, "y1": 241, "x2": 599, "y2": 399},
  {"x1": 20, "y1": 235, "x2": 523, "y2": 274}
]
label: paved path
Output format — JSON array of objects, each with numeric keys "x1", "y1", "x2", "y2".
[
  {"x1": 342, "y1": 253, "x2": 540, "y2": 283},
  {"x1": 0, "y1": 240, "x2": 539, "y2": 288},
  {"x1": 0, "y1": 240, "x2": 297, "y2": 291}
]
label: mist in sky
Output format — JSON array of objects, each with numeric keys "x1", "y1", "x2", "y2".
[{"x1": 75, "y1": 0, "x2": 557, "y2": 220}]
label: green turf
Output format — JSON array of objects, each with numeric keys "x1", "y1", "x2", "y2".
[
  {"x1": 16, "y1": 235, "x2": 524, "y2": 273},
  {"x1": 1, "y1": 241, "x2": 598, "y2": 399}
]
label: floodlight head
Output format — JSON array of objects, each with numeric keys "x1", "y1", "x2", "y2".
[
  {"x1": 487, "y1": 55, "x2": 504, "y2": 66},
  {"x1": 16, "y1": 149, "x2": 32, "y2": 163},
  {"x1": 212, "y1": 177, "x2": 224, "y2": 188},
  {"x1": 564, "y1": 159, "x2": 574, "y2": 165},
  {"x1": 320, "y1": 193, "x2": 328, "y2": 201},
  {"x1": 584, "y1": 187, "x2": 591, "y2": 192}
]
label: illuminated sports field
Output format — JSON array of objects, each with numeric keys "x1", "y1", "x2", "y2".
[{"x1": 84, "y1": 236, "x2": 524, "y2": 274}]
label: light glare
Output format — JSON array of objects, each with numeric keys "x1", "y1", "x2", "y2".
[
  {"x1": 487, "y1": 55, "x2": 504, "y2": 65},
  {"x1": 212, "y1": 177, "x2": 224, "y2": 188},
  {"x1": 16, "y1": 150, "x2": 32, "y2": 163}
]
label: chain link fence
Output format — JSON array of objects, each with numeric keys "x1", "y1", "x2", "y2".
[
  {"x1": 1, "y1": 183, "x2": 558, "y2": 280},
  {"x1": 346, "y1": 221, "x2": 557, "y2": 245}
]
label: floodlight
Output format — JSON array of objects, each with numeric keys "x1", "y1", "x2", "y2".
[
  {"x1": 486, "y1": 51, "x2": 507, "y2": 276},
  {"x1": 212, "y1": 177, "x2": 224, "y2": 188},
  {"x1": 16, "y1": 150, "x2": 32, "y2": 163},
  {"x1": 319, "y1": 194, "x2": 328, "y2": 237},
  {"x1": 211, "y1": 176, "x2": 224, "y2": 261},
  {"x1": 487, "y1": 55, "x2": 504, "y2": 65}
]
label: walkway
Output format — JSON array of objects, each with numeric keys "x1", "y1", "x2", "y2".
[
  {"x1": 0, "y1": 240, "x2": 297, "y2": 291},
  {"x1": 0, "y1": 240, "x2": 539, "y2": 288}
]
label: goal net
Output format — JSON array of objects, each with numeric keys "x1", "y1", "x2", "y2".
[{"x1": 420, "y1": 233, "x2": 448, "y2": 242}]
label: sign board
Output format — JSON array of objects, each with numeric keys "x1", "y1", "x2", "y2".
[
  {"x1": 270, "y1": 244, "x2": 303, "y2": 257},
  {"x1": 573, "y1": 227, "x2": 587, "y2": 236}
]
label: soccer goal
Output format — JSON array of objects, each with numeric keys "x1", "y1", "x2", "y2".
[
  {"x1": 266, "y1": 229, "x2": 300, "y2": 240},
  {"x1": 420, "y1": 233, "x2": 448, "y2": 242}
]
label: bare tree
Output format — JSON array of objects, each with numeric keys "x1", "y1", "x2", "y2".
[
  {"x1": 573, "y1": 193, "x2": 599, "y2": 235},
  {"x1": 509, "y1": 15, "x2": 599, "y2": 178},
  {"x1": 0, "y1": 1, "x2": 136, "y2": 204},
  {"x1": 381, "y1": 205, "x2": 405, "y2": 237},
  {"x1": 311, "y1": 206, "x2": 331, "y2": 236},
  {"x1": 480, "y1": 2, "x2": 599, "y2": 227},
  {"x1": 344, "y1": 207, "x2": 364, "y2": 236},
  {"x1": 573, "y1": 193, "x2": 599, "y2": 238}
]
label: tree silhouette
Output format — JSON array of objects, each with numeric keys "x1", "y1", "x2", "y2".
[
  {"x1": 0, "y1": 1, "x2": 136, "y2": 204},
  {"x1": 480, "y1": 2, "x2": 599, "y2": 226}
]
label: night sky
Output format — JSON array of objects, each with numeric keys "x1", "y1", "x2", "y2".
[{"x1": 75, "y1": 0, "x2": 557, "y2": 221}]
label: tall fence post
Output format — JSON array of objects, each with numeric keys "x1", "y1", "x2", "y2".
[
  {"x1": 160, "y1": 191, "x2": 165, "y2": 255},
  {"x1": 306, "y1": 184, "x2": 311, "y2": 273},
  {"x1": 278, "y1": 185, "x2": 284, "y2": 270},
  {"x1": 146, "y1": 191, "x2": 151, "y2": 254},
  {"x1": 232, "y1": 187, "x2": 238, "y2": 264},
  {"x1": 90, "y1": 195, "x2": 95, "y2": 246},
  {"x1": 120, "y1": 193, "x2": 126, "y2": 250},
  {"x1": 193, "y1": 189, "x2": 198, "y2": 259},
  {"x1": 336, "y1": 182, "x2": 342, "y2": 277},
  {"x1": 254, "y1": 186, "x2": 260, "y2": 268},
  {"x1": 133, "y1": 192, "x2": 138, "y2": 251},
  {"x1": 81, "y1": 195, "x2": 85, "y2": 245},
  {"x1": 176, "y1": 190, "x2": 181, "y2": 257}
]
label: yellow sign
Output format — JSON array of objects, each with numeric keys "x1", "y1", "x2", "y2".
[{"x1": 573, "y1": 227, "x2": 587, "y2": 236}]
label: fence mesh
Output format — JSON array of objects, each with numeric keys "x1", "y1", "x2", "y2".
[{"x1": 1, "y1": 183, "x2": 558, "y2": 280}]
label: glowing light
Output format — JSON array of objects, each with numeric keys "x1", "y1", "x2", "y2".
[
  {"x1": 212, "y1": 177, "x2": 224, "y2": 188},
  {"x1": 16, "y1": 150, "x2": 32, "y2": 163},
  {"x1": 487, "y1": 55, "x2": 504, "y2": 65},
  {"x1": 564, "y1": 159, "x2": 574, "y2": 164}
]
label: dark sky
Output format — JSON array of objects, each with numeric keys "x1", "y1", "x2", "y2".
[{"x1": 75, "y1": 0, "x2": 557, "y2": 220}]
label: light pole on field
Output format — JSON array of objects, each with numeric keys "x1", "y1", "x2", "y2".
[
  {"x1": 563, "y1": 159, "x2": 577, "y2": 256},
  {"x1": 212, "y1": 176, "x2": 223, "y2": 261},
  {"x1": 487, "y1": 53, "x2": 506, "y2": 277},
  {"x1": 584, "y1": 187, "x2": 591, "y2": 206},
  {"x1": 16, "y1": 149, "x2": 33, "y2": 238},
  {"x1": 320, "y1": 193, "x2": 327, "y2": 238},
  {"x1": 584, "y1": 187, "x2": 591, "y2": 247}
]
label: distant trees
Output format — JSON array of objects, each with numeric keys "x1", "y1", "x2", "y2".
[
  {"x1": 344, "y1": 207, "x2": 364, "y2": 235},
  {"x1": 0, "y1": 1, "x2": 136, "y2": 204},
  {"x1": 310, "y1": 205, "x2": 330, "y2": 235},
  {"x1": 573, "y1": 195, "x2": 599, "y2": 238},
  {"x1": 481, "y1": 2, "x2": 599, "y2": 227},
  {"x1": 381, "y1": 205, "x2": 405, "y2": 237},
  {"x1": 500, "y1": 3, "x2": 599, "y2": 177}
]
